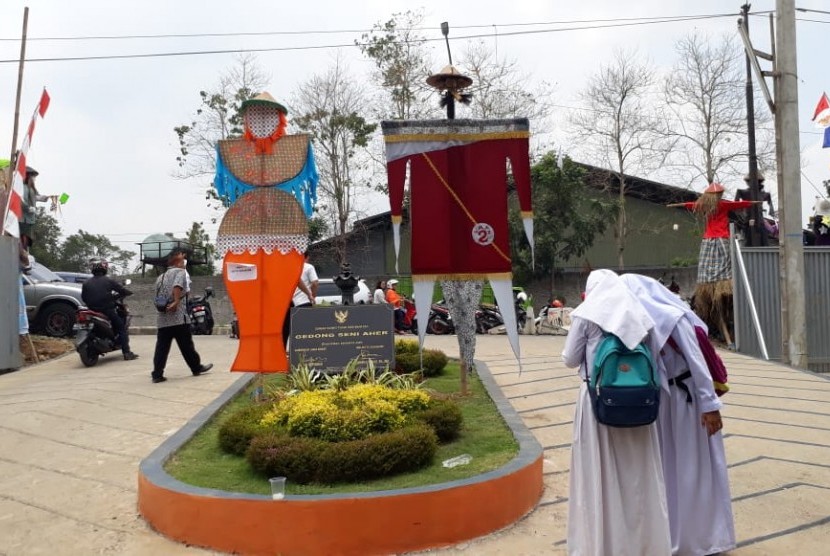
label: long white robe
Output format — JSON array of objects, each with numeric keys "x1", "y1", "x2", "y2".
[
  {"x1": 658, "y1": 320, "x2": 735, "y2": 555},
  {"x1": 564, "y1": 317, "x2": 671, "y2": 556}
]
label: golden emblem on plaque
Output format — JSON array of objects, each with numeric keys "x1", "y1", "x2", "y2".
[{"x1": 334, "y1": 310, "x2": 348, "y2": 324}]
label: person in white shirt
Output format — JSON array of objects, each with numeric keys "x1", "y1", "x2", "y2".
[
  {"x1": 373, "y1": 280, "x2": 387, "y2": 304},
  {"x1": 282, "y1": 253, "x2": 318, "y2": 348}
]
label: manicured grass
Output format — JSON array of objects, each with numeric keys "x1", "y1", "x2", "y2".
[{"x1": 164, "y1": 362, "x2": 519, "y2": 495}]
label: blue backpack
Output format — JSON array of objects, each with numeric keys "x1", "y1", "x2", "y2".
[{"x1": 589, "y1": 333, "x2": 660, "y2": 427}]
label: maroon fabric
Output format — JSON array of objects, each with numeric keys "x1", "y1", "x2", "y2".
[{"x1": 666, "y1": 326, "x2": 729, "y2": 396}]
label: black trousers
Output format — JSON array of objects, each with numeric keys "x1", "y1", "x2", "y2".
[
  {"x1": 102, "y1": 307, "x2": 129, "y2": 354},
  {"x1": 282, "y1": 302, "x2": 312, "y2": 348},
  {"x1": 152, "y1": 324, "x2": 201, "y2": 379}
]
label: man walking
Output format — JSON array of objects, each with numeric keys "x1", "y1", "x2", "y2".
[{"x1": 151, "y1": 248, "x2": 212, "y2": 383}]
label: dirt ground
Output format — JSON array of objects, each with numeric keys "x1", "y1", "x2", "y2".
[{"x1": 18, "y1": 335, "x2": 75, "y2": 366}]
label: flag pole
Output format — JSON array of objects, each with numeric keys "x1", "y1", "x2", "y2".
[{"x1": 8, "y1": 6, "x2": 29, "y2": 177}]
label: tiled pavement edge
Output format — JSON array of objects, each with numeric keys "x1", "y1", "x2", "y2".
[{"x1": 0, "y1": 334, "x2": 828, "y2": 555}]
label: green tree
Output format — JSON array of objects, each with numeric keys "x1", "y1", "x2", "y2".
[
  {"x1": 184, "y1": 221, "x2": 216, "y2": 276},
  {"x1": 29, "y1": 207, "x2": 62, "y2": 269},
  {"x1": 510, "y1": 153, "x2": 616, "y2": 288},
  {"x1": 58, "y1": 230, "x2": 136, "y2": 275},
  {"x1": 357, "y1": 10, "x2": 435, "y2": 120}
]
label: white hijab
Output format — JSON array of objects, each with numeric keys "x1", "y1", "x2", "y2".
[
  {"x1": 620, "y1": 274, "x2": 706, "y2": 349},
  {"x1": 571, "y1": 269, "x2": 654, "y2": 349}
]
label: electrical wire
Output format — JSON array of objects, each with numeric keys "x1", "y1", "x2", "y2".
[{"x1": 0, "y1": 12, "x2": 769, "y2": 64}]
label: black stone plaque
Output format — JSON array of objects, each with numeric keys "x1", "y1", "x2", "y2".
[{"x1": 289, "y1": 305, "x2": 395, "y2": 372}]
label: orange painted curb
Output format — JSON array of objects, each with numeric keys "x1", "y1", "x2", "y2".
[
  {"x1": 138, "y1": 367, "x2": 544, "y2": 555},
  {"x1": 139, "y1": 455, "x2": 542, "y2": 556}
]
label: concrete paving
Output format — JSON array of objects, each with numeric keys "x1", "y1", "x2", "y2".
[{"x1": 0, "y1": 333, "x2": 828, "y2": 555}]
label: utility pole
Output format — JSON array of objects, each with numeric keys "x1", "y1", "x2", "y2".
[
  {"x1": 741, "y1": 3, "x2": 767, "y2": 247},
  {"x1": 774, "y1": 0, "x2": 807, "y2": 367}
]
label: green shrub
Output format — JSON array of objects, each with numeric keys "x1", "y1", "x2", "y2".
[
  {"x1": 246, "y1": 433, "x2": 323, "y2": 485},
  {"x1": 414, "y1": 399, "x2": 463, "y2": 442},
  {"x1": 394, "y1": 349, "x2": 448, "y2": 377},
  {"x1": 245, "y1": 424, "x2": 438, "y2": 484},
  {"x1": 395, "y1": 339, "x2": 420, "y2": 355},
  {"x1": 217, "y1": 404, "x2": 273, "y2": 456}
]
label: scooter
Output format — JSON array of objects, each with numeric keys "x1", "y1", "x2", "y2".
[
  {"x1": 476, "y1": 303, "x2": 504, "y2": 334},
  {"x1": 396, "y1": 298, "x2": 418, "y2": 334},
  {"x1": 75, "y1": 285, "x2": 132, "y2": 367},
  {"x1": 188, "y1": 286, "x2": 215, "y2": 335},
  {"x1": 426, "y1": 301, "x2": 455, "y2": 335}
]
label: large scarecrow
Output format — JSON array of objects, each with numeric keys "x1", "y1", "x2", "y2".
[
  {"x1": 381, "y1": 64, "x2": 533, "y2": 372},
  {"x1": 668, "y1": 182, "x2": 758, "y2": 346},
  {"x1": 214, "y1": 93, "x2": 318, "y2": 372}
]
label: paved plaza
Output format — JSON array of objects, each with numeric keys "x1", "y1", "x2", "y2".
[{"x1": 0, "y1": 334, "x2": 828, "y2": 555}]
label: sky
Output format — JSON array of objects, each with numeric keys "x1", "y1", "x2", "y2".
[{"x1": 1, "y1": 0, "x2": 828, "y2": 269}]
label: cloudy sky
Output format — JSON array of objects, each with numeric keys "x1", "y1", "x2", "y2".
[{"x1": 1, "y1": 0, "x2": 828, "y2": 267}]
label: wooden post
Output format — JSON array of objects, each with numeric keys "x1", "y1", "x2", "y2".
[
  {"x1": 460, "y1": 359, "x2": 468, "y2": 396},
  {"x1": 8, "y1": 7, "x2": 29, "y2": 172}
]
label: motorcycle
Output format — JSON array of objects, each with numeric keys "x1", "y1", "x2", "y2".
[
  {"x1": 75, "y1": 284, "x2": 132, "y2": 367},
  {"x1": 426, "y1": 301, "x2": 454, "y2": 335},
  {"x1": 188, "y1": 286, "x2": 215, "y2": 335},
  {"x1": 396, "y1": 298, "x2": 418, "y2": 334},
  {"x1": 476, "y1": 303, "x2": 504, "y2": 334}
]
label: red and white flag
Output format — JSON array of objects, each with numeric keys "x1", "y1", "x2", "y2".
[
  {"x1": 3, "y1": 89, "x2": 50, "y2": 238},
  {"x1": 813, "y1": 92, "x2": 830, "y2": 128}
]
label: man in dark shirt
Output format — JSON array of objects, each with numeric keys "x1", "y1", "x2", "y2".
[
  {"x1": 733, "y1": 173, "x2": 775, "y2": 245},
  {"x1": 81, "y1": 259, "x2": 138, "y2": 360}
]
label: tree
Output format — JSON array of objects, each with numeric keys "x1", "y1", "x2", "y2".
[
  {"x1": 662, "y1": 32, "x2": 773, "y2": 187},
  {"x1": 459, "y1": 40, "x2": 554, "y2": 126},
  {"x1": 174, "y1": 54, "x2": 269, "y2": 213},
  {"x1": 29, "y1": 207, "x2": 62, "y2": 269},
  {"x1": 357, "y1": 10, "x2": 435, "y2": 120},
  {"x1": 184, "y1": 221, "x2": 216, "y2": 276},
  {"x1": 510, "y1": 153, "x2": 616, "y2": 288},
  {"x1": 291, "y1": 57, "x2": 377, "y2": 263},
  {"x1": 58, "y1": 230, "x2": 136, "y2": 275},
  {"x1": 570, "y1": 50, "x2": 661, "y2": 269}
]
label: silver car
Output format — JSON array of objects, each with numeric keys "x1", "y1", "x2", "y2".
[{"x1": 22, "y1": 262, "x2": 85, "y2": 337}]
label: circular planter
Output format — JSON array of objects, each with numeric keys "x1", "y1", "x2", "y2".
[{"x1": 138, "y1": 367, "x2": 543, "y2": 555}]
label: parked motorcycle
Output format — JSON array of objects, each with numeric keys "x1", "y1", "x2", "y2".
[
  {"x1": 188, "y1": 286, "x2": 215, "y2": 335},
  {"x1": 476, "y1": 303, "x2": 504, "y2": 334},
  {"x1": 75, "y1": 284, "x2": 132, "y2": 367},
  {"x1": 426, "y1": 301, "x2": 454, "y2": 335}
]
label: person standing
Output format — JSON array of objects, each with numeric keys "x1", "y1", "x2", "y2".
[
  {"x1": 811, "y1": 199, "x2": 830, "y2": 246},
  {"x1": 282, "y1": 253, "x2": 318, "y2": 348},
  {"x1": 151, "y1": 248, "x2": 212, "y2": 383},
  {"x1": 81, "y1": 259, "x2": 138, "y2": 360},
  {"x1": 562, "y1": 269, "x2": 671, "y2": 556},
  {"x1": 621, "y1": 273, "x2": 735, "y2": 556},
  {"x1": 19, "y1": 166, "x2": 50, "y2": 250}
]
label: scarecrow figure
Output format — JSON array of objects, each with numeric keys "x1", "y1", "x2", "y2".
[
  {"x1": 668, "y1": 182, "x2": 760, "y2": 346},
  {"x1": 214, "y1": 93, "x2": 318, "y2": 372},
  {"x1": 381, "y1": 59, "x2": 534, "y2": 371}
]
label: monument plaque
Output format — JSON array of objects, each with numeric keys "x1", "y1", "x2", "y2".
[{"x1": 289, "y1": 305, "x2": 395, "y2": 372}]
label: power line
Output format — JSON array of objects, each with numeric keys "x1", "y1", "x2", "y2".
[
  {"x1": 0, "y1": 12, "x2": 767, "y2": 65},
  {"x1": 0, "y1": 11, "x2": 771, "y2": 43}
]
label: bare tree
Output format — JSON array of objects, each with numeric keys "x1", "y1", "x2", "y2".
[
  {"x1": 173, "y1": 54, "x2": 269, "y2": 214},
  {"x1": 459, "y1": 40, "x2": 554, "y2": 124},
  {"x1": 570, "y1": 50, "x2": 661, "y2": 269},
  {"x1": 662, "y1": 32, "x2": 773, "y2": 188},
  {"x1": 291, "y1": 57, "x2": 377, "y2": 263}
]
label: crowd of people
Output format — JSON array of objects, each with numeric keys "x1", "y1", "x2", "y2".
[{"x1": 563, "y1": 269, "x2": 734, "y2": 556}]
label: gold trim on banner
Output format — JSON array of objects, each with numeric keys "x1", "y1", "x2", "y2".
[
  {"x1": 420, "y1": 152, "x2": 512, "y2": 264},
  {"x1": 218, "y1": 134, "x2": 309, "y2": 186},
  {"x1": 520, "y1": 211, "x2": 533, "y2": 218},
  {"x1": 384, "y1": 131, "x2": 529, "y2": 144}
]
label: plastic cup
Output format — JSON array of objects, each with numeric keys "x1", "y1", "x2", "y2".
[{"x1": 269, "y1": 476, "x2": 286, "y2": 500}]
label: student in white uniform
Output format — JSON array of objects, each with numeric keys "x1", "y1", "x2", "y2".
[
  {"x1": 620, "y1": 273, "x2": 735, "y2": 556},
  {"x1": 562, "y1": 269, "x2": 671, "y2": 556}
]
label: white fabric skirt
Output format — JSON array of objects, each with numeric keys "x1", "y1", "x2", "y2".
[
  {"x1": 659, "y1": 382, "x2": 736, "y2": 555},
  {"x1": 568, "y1": 384, "x2": 671, "y2": 556}
]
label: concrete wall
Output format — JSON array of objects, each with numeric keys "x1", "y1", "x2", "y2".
[{"x1": 124, "y1": 274, "x2": 233, "y2": 330}]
